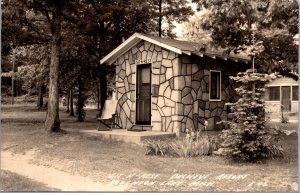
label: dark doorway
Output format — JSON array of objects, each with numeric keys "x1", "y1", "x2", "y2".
[
  {"x1": 136, "y1": 64, "x2": 151, "y2": 125},
  {"x1": 281, "y1": 86, "x2": 291, "y2": 111}
]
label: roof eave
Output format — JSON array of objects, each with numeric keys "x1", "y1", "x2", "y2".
[
  {"x1": 100, "y1": 33, "x2": 183, "y2": 65},
  {"x1": 201, "y1": 52, "x2": 249, "y2": 64},
  {"x1": 100, "y1": 33, "x2": 140, "y2": 64}
]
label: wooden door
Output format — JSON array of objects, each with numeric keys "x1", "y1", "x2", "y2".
[
  {"x1": 281, "y1": 86, "x2": 291, "y2": 112},
  {"x1": 136, "y1": 64, "x2": 151, "y2": 125}
]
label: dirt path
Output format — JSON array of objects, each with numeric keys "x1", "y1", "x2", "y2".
[{"x1": 1, "y1": 149, "x2": 129, "y2": 191}]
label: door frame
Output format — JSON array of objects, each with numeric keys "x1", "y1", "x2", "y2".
[{"x1": 135, "y1": 63, "x2": 152, "y2": 125}]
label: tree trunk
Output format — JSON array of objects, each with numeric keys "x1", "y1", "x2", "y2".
[
  {"x1": 77, "y1": 75, "x2": 85, "y2": 122},
  {"x1": 97, "y1": 82, "x2": 100, "y2": 110},
  {"x1": 99, "y1": 67, "x2": 107, "y2": 114},
  {"x1": 11, "y1": 48, "x2": 15, "y2": 105},
  {"x1": 69, "y1": 89, "x2": 75, "y2": 116},
  {"x1": 66, "y1": 89, "x2": 70, "y2": 112},
  {"x1": 98, "y1": 21, "x2": 105, "y2": 110},
  {"x1": 158, "y1": 0, "x2": 162, "y2": 37},
  {"x1": 252, "y1": 56, "x2": 255, "y2": 98},
  {"x1": 44, "y1": 5, "x2": 62, "y2": 132},
  {"x1": 37, "y1": 83, "x2": 44, "y2": 108}
]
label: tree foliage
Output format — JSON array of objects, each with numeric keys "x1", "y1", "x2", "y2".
[
  {"x1": 58, "y1": 0, "x2": 156, "y2": 116},
  {"x1": 151, "y1": 0, "x2": 194, "y2": 37},
  {"x1": 217, "y1": 70, "x2": 284, "y2": 162},
  {"x1": 14, "y1": 45, "x2": 50, "y2": 93},
  {"x1": 1, "y1": 1, "x2": 51, "y2": 56},
  {"x1": 191, "y1": 0, "x2": 298, "y2": 77},
  {"x1": 182, "y1": 12, "x2": 212, "y2": 43}
]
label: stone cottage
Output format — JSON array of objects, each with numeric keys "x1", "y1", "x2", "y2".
[{"x1": 100, "y1": 33, "x2": 249, "y2": 135}]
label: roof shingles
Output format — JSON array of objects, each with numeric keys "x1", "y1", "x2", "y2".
[
  {"x1": 101, "y1": 33, "x2": 250, "y2": 64},
  {"x1": 142, "y1": 34, "x2": 250, "y2": 62}
]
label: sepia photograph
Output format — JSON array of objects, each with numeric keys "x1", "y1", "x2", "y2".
[{"x1": 1, "y1": 0, "x2": 298, "y2": 192}]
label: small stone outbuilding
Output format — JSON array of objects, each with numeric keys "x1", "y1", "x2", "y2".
[{"x1": 100, "y1": 33, "x2": 249, "y2": 135}]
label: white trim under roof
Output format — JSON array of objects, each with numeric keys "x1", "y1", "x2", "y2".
[
  {"x1": 193, "y1": 52, "x2": 249, "y2": 63},
  {"x1": 100, "y1": 33, "x2": 183, "y2": 64}
]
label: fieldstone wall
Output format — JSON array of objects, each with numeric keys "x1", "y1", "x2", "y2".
[
  {"x1": 177, "y1": 54, "x2": 247, "y2": 131},
  {"x1": 114, "y1": 40, "x2": 248, "y2": 134},
  {"x1": 115, "y1": 40, "x2": 182, "y2": 133}
]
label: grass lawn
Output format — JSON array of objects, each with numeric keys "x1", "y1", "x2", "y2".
[
  {"x1": 1, "y1": 105, "x2": 298, "y2": 191},
  {"x1": 0, "y1": 170, "x2": 59, "y2": 191}
]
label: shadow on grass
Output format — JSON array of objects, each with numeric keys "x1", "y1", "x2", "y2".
[{"x1": 0, "y1": 170, "x2": 60, "y2": 191}]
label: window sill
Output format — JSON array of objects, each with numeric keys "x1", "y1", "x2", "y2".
[
  {"x1": 209, "y1": 99, "x2": 221, "y2": 102},
  {"x1": 133, "y1": 124, "x2": 153, "y2": 127}
]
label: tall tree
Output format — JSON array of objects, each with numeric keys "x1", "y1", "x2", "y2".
[
  {"x1": 69, "y1": 90, "x2": 75, "y2": 116},
  {"x1": 153, "y1": 0, "x2": 194, "y2": 37},
  {"x1": 44, "y1": 1, "x2": 62, "y2": 131},
  {"x1": 11, "y1": 0, "x2": 80, "y2": 132}
]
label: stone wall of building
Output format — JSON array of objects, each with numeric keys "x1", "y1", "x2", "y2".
[
  {"x1": 176, "y1": 54, "x2": 247, "y2": 131},
  {"x1": 115, "y1": 40, "x2": 248, "y2": 133},
  {"x1": 115, "y1": 40, "x2": 182, "y2": 133}
]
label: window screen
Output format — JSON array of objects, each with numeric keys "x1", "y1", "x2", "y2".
[
  {"x1": 268, "y1": 86, "x2": 280, "y2": 101},
  {"x1": 292, "y1": 86, "x2": 298, "y2": 101},
  {"x1": 210, "y1": 71, "x2": 221, "y2": 100}
]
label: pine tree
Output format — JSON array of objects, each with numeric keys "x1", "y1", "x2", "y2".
[{"x1": 217, "y1": 70, "x2": 284, "y2": 162}]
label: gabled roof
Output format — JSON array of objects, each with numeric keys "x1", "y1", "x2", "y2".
[
  {"x1": 265, "y1": 76, "x2": 298, "y2": 86},
  {"x1": 100, "y1": 33, "x2": 250, "y2": 65}
]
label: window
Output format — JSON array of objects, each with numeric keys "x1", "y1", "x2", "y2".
[
  {"x1": 266, "y1": 86, "x2": 280, "y2": 101},
  {"x1": 210, "y1": 71, "x2": 221, "y2": 100},
  {"x1": 292, "y1": 86, "x2": 298, "y2": 101}
]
